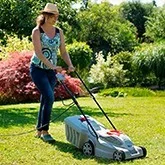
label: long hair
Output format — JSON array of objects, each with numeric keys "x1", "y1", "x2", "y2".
[{"x1": 36, "y1": 12, "x2": 55, "y2": 26}]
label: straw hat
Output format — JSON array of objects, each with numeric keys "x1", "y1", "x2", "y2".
[{"x1": 41, "y1": 3, "x2": 59, "y2": 14}]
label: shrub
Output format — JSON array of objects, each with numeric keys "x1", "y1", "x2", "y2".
[
  {"x1": 57, "y1": 41, "x2": 93, "y2": 87},
  {"x1": 0, "y1": 51, "x2": 83, "y2": 105},
  {"x1": 0, "y1": 34, "x2": 33, "y2": 60},
  {"x1": 58, "y1": 41, "x2": 93, "y2": 70},
  {"x1": 112, "y1": 51, "x2": 133, "y2": 70},
  {"x1": 112, "y1": 51, "x2": 144, "y2": 86},
  {"x1": 0, "y1": 51, "x2": 36, "y2": 104},
  {"x1": 89, "y1": 51, "x2": 127, "y2": 88},
  {"x1": 133, "y1": 42, "x2": 165, "y2": 88},
  {"x1": 100, "y1": 87, "x2": 156, "y2": 97}
]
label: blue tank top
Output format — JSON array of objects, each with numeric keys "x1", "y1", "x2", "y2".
[{"x1": 31, "y1": 27, "x2": 60, "y2": 69}]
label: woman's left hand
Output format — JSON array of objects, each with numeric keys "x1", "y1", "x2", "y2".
[{"x1": 68, "y1": 65, "x2": 75, "y2": 72}]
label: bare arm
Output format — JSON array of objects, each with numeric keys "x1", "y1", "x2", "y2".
[
  {"x1": 59, "y1": 29, "x2": 75, "y2": 72},
  {"x1": 32, "y1": 27, "x2": 59, "y2": 70}
]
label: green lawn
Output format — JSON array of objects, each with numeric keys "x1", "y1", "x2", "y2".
[{"x1": 0, "y1": 96, "x2": 165, "y2": 165}]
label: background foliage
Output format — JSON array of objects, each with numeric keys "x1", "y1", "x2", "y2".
[
  {"x1": 121, "y1": 1, "x2": 154, "y2": 41},
  {"x1": 58, "y1": 41, "x2": 93, "y2": 70},
  {"x1": 0, "y1": 0, "x2": 78, "y2": 42},
  {"x1": 0, "y1": 0, "x2": 165, "y2": 104},
  {"x1": 75, "y1": 2, "x2": 138, "y2": 55},
  {"x1": 133, "y1": 42, "x2": 165, "y2": 88},
  {"x1": 89, "y1": 51, "x2": 127, "y2": 88},
  {"x1": 145, "y1": 7, "x2": 165, "y2": 41},
  {"x1": 0, "y1": 35, "x2": 33, "y2": 59}
]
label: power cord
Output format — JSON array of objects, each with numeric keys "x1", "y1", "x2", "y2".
[{"x1": 0, "y1": 102, "x2": 75, "y2": 137}]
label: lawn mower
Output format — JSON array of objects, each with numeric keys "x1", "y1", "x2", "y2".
[{"x1": 56, "y1": 72, "x2": 147, "y2": 161}]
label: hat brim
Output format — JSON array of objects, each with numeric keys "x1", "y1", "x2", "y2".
[{"x1": 40, "y1": 10, "x2": 58, "y2": 14}]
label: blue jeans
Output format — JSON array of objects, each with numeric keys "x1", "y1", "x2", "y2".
[{"x1": 30, "y1": 63, "x2": 57, "y2": 131}]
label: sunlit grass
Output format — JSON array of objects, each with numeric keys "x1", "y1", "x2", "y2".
[{"x1": 0, "y1": 96, "x2": 165, "y2": 165}]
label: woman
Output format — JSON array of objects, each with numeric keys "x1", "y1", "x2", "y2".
[{"x1": 30, "y1": 3, "x2": 75, "y2": 143}]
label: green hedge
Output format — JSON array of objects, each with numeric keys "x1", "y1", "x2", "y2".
[
  {"x1": 99, "y1": 87, "x2": 156, "y2": 97},
  {"x1": 58, "y1": 41, "x2": 93, "y2": 70}
]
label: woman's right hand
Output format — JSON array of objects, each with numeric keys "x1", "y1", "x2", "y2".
[{"x1": 54, "y1": 66, "x2": 63, "y2": 73}]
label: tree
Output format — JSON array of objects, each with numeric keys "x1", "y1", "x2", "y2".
[
  {"x1": 82, "y1": 0, "x2": 88, "y2": 9},
  {"x1": 0, "y1": 0, "x2": 78, "y2": 40},
  {"x1": 75, "y1": 2, "x2": 138, "y2": 55},
  {"x1": 152, "y1": 0, "x2": 157, "y2": 7},
  {"x1": 55, "y1": 0, "x2": 80, "y2": 43},
  {"x1": 121, "y1": 0, "x2": 154, "y2": 42},
  {"x1": 145, "y1": 7, "x2": 165, "y2": 41}
]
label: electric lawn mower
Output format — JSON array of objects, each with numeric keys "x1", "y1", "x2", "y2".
[{"x1": 56, "y1": 72, "x2": 147, "y2": 161}]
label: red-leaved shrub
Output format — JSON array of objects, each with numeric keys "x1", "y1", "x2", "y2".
[{"x1": 0, "y1": 51, "x2": 83, "y2": 104}]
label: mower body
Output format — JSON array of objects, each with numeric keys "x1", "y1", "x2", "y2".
[{"x1": 64, "y1": 115, "x2": 146, "y2": 161}]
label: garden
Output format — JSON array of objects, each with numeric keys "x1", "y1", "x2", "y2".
[{"x1": 0, "y1": 0, "x2": 165, "y2": 164}]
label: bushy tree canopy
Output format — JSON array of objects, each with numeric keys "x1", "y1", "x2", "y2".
[
  {"x1": 145, "y1": 7, "x2": 165, "y2": 41},
  {"x1": 75, "y1": 2, "x2": 138, "y2": 54},
  {"x1": 0, "y1": 0, "x2": 78, "y2": 39},
  {"x1": 121, "y1": 1, "x2": 154, "y2": 41}
]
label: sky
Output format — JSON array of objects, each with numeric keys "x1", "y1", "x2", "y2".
[{"x1": 91, "y1": 0, "x2": 165, "y2": 6}]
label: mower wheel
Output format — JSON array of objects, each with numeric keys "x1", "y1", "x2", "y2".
[
  {"x1": 113, "y1": 150, "x2": 125, "y2": 161},
  {"x1": 139, "y1": 146, "x2": 147, "y2": 158},
  {"x1": 82, "y1": 141, "x2": 94, "y2": 156}
]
